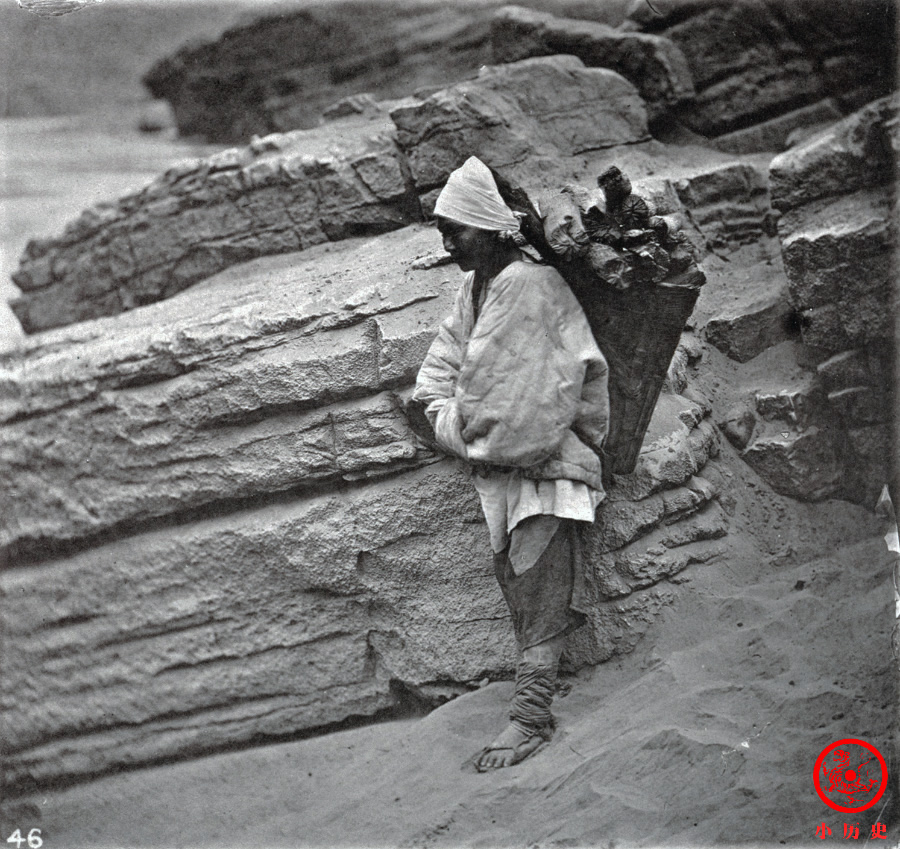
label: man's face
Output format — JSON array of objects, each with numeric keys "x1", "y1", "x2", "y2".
[{"x1": 437, "y1": 218, "x2": 496, "y2": 272}]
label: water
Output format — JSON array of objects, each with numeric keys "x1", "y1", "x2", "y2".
[{"x1": 0, "y1": 112, "x2": 222, "y2": 349}]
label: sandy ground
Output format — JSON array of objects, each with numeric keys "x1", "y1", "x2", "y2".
[
  {"x1": 2, "y1": 150, "x2": 897, "y2": 848},
  {"x1": 6, "y1": 432, "x2": 897, "y2": 847},
  {"x1": 2, "y1": 5, "x2": 896, "y2": 844}
]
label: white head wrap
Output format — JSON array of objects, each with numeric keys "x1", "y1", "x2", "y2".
[{"x1": 433, "y1": 156, "x2": 521, "y2": 235}]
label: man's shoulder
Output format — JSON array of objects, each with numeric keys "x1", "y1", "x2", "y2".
[
  {"x1": 492, "y1": 260, "x2": 600, "y2": 352},
  {"x1": 495, "y1": 260, "x2": 567, "y2": 292}
]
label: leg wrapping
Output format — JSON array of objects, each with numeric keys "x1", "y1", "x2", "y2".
[{"x1": 509, "y1": 661, "x2": 557, "y2": 736}]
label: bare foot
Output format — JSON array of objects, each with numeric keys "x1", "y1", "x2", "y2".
[{"x1": 475, "y1": 723, "x2": 547, "y2": 771}]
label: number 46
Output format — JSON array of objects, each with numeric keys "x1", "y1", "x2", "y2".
[{"x1": 6, "y1": 829, "x2": 42, "y2": 849}]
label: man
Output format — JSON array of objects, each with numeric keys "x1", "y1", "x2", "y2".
[{"x1": 414, "y1": 157, "x2": 610, "y2": 771}]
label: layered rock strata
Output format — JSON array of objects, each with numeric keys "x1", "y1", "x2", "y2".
[
  {"x1": 627, "y1": 0, "x2": 896, "y2": 139},
  {"x1": 3, "y1": 35, "x2": 891, "y2": 793},
  {"x1": 13, "y1": 52, "x2": 785, "y2": 336},
  {"x1": 1, "y1": 223, "x2": 724, "y2": 789},
  {"x1": 490, "y1": 5, "x2": 694, "y2": 122},
  {"x1": 141, "y1": 2, "x2": 496, "y2": 143},
  {"x1": 10, "y1": 114, "x2": 419, "y2": 334},
  {"x1": 3, "y1": 229, "x2": 446, "y2": 560},
  {"x1": 740, "y1": 367, "x2": 844, "y2": 501},
  {"x1": 139, "y1": 0, "x2": 894, "y2": 150},
  {"x1": 11, "y1": 56, "x2": 650, "y2": 333},
  {"x1": 389, "y1": 55, "x2": 650, "y2": 203},
  {"x1": 702, "y1": 261, "x2": 793, "y2": 363},
  {"x1": 138, "y1": 1, "x2": 640, "y2": 145},
  {"x1": 769, "y1": 95, "x2": 897, "y2": 503}
]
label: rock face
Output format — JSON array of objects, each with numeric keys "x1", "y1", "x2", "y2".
[
  {"x1": 1, "y1": 222, "x2": 724, "y2": 789},
  {"x1": 712, "y1": 99, "x2": 843, "y2": 155},
  {"x1": 704, "y1": 287, "x2": 792, "y2": 364},
  {"x1": 490, "y1": 5, "x2": 694, "y2": 122},
  {"x1": 741, "y1": 376, "x2": 844, "y2": 501},
  {"x1": 769, "y1": 95, "x2": 897, "y2": 504},
  {"x1": 136, "y1": 0, "x2": 895, "y2": 159},
  {"x1": 628, "y1": 0, "x2": 896, "y2": 138},
  {"x1": 12, "y1": 55, "x2": 648, "y2": 334},
  {"x1": 702, "y1": 252, "x2": 794, "y2": 363},
  {"x1": 391, "y1": 55, "x2": 649, "y2": 200},
  {"x1": 2, "y1": 23, "x2": 891, "y2": 793},
  {"x1": 10, "y1": 114, "x2": 420, "y2": 334},
  {"x1": 138, "y1": 1, "x2": 639, "y2": 145},
  {"x1": 141, "y1": 2, "x2": 496, "y2": 144},
  {"x1": 138, "y1": 0, "x2": 894, "y2": 150},
  {"x1": 770, "y1": 96, "x2": 899, "y2": 214},
  {"x1": 671, "y1": 162, "x2": 775, "y2": 248},
  {"x1": 3, "y1": 229, "x2": 443, "y2": 559}
]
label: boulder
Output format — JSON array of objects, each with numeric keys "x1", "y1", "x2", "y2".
[
  {"x1": 655, "y1": 2, "x2": 823, "y2": 136},
  {"x1": 778, "y1": 189, "x2": 894, "y2": 355},
  {"x1": 12, "y1": 54, "x2": 654, "y2": 336},
  {"x1": 717, "y1": 402, "x2": 757, "y2": 451},
  {"x1": 2, "y1": 358, "x2": 724, "y2": 789},
  {"x1": 3, "y1": 190, "x2": 726, "y2": 787},
  {"x1": 142, "y1": 3, "x2": 497, "y2": 143},
  {"x1": 769, "y1": 96, "x2": 898, "y2": 212},
  {"x1": 753, "y1": 377, "x2": 825, "y2": 429},
  {"x1": 628, "y1": 0, "x2": 895, "y2": 137},
  {"x1": 618, "y1": 159, "x2": 775, "y2": 254},
  {"x1": 0, "y1": 463, "x2": 493, "y2": 788},
  {"x1": 490, "y1": 5, "x2": 694, "y2": 121},
  {"x1": 11, "y1": 117, "x2": 421, "y2": 334},
  {"x1": 767, "y1": 96, "x2": 897, "y2": 505},
  {"x1": 1, "y1": 227, "x2": 452, "y2": 559},
  {"x1": 390, "y1": 55, "x2": 650, "y2": 195},
  {"x1": 741, "y1": 427, "x2": 843, "y2": 502},
  {"x1": 3, "y1": 206, "x2": 728, "y2": 565},
  {"x1": 672, "y1": 162, "x2": 774, "y2": 247},
  {"x1": 732, "y1": 372, "x2": 844, "y2": 501},
  {"x1": 703, "y1": 265, "x2": 793, "y2": 362}
]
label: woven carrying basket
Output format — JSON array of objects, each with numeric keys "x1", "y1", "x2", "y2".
[
  {"x1": 567, "y1": 268, "x2": 703, "y2": 475},
  {"x1": 490, "y1": 168, "x2": 706, "y2": 477}
]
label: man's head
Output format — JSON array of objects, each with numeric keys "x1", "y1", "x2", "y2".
[
  {"x1": 436, "y1": 217, "x2": 504, "y2": 272},
  {"x1": 432, "y1": 157, "x2": 522, "y2": 271}
]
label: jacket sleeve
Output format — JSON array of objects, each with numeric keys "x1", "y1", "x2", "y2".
[
  {"x1": 455, "y1": 265, "x2": 589, "y2": 467},
  {"x1": 413, "y1": 275, "x2": 473, "y2": 459},
  {"x1": 571, "y1": 354, "x2": 610, "y2": 456}
]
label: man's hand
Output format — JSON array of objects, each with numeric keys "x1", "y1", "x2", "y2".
[{"x1": 433, "y1": 398, "x2": 469, "y2": 460}]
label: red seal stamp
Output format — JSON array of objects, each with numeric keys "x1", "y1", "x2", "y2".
[{"x1": 814, "y1": 738, "x2": 888, "y2": 813}]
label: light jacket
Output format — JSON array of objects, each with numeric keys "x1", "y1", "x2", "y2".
[{"x1": 413, "y1": 260, "x2": 609, "y2": 490}]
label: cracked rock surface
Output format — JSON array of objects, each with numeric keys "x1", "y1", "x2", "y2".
[
  {"x1": 2, "y1": 223, "x2": 726, "y2": 787},
  {"x1": 11, "y1": 113, "x2": 420, "y2": 333},
  {"x1": 1, "y1": 12, "x2": 894, "y2": 808}
]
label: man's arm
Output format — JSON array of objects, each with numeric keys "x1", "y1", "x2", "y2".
[
  {"x1": 571, "y1": 356, "x2": 610, "y2": 456},
  {"x1": 413, "y1": 276, "x2": 473, "y2": 459}
]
